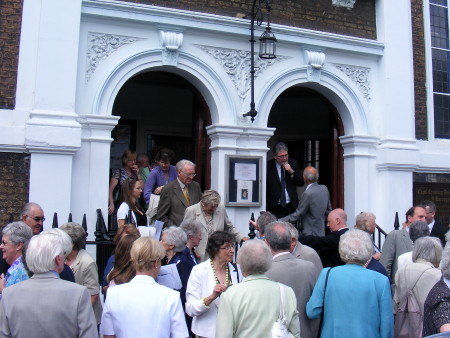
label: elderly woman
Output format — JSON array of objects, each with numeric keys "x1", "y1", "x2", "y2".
[
  {"x1": 180, "y1": 220, "x2": 202, "y2": 265},
  {"x1": 60, "y1": 222, "x2": 102, "y2": 325},
  {"x1": 216, "y1": 239, "x2": 299, "y2": 337},
  {"x1": 186, "y1": 231, "x2": 242, "y2": 338},
  {"x1": 108, "y1": 150, "x2": 143, "y2": 215},
  {"x1": 394, "y1": 236, "x2": 442, "y2": 318},
  {"x1": 183, "y1": 190, "x2": 246, "y2": 261},
  {"x1": 0, "y1": 222, "x2": 33, "y2": 292},
  {"x1": 396, "y1": 220, "x2": 430, "y2": 270},
  {"x1": 423, "y1": 245, "x2": 450, "y2": 335},
  {"x1": 144, "y1": 148, "x2": 177, "y2": 203},
  {"x1": 306, "y1": 229, "x2": 394, "y2": 338},
  {"x1": 100, "y1": 237, "x2": 188, "y2": 337}
]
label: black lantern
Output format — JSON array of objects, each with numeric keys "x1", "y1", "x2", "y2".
[{"x1": 243, "y1": 0, "x2": 277, "y2": 123}]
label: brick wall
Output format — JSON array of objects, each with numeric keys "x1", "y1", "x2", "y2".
[
  {"x1": 119, "y1": 0, "x2": 377, "y2": 40},
  {"x1": 0, "y1": 153, "x2": 30, "y2": 227},
  {"x1": 411, "y1": 0, "x2": 427, "y2": 140},
  {"x1": 0, "y1": 0, "x2": 23, "y2": 109}
]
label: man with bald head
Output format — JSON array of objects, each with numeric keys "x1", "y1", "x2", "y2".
[
  {"x1": 280, "y1": 166, "x2": 331, "y2": 236},
  {"x1": 20, "y1": 202, "x2": 45, "y2": 235},
  {"x1": 298, "y1": 208, "x2": 349, "y2": 268}
]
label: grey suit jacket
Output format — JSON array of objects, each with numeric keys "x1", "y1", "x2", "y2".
[
  {"x1": 280, "y1": 183, "x2": 331, "y2": 236},
  {"x1": 156, "y1": 178, "x2": 202, "y2": 227},
  {"x1": 380, "y1": 228, "x2": 413, "y2": 283},
  {"x1": 265, "y1": 253, "x2": 320, "y2": 338},
  {"x1": 183, "y1": 203, "x2": 244, "y2": 261},
  {"x1": 0, "y1": 272, "x2": 97, "y2": 338},
  {"x1": 292, "y1": 242, "x2": 323, "y2": 278}
]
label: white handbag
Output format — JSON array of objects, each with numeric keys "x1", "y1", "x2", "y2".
[{"x1": 271, "y1": 283, "x2": 289, "y2": 338}]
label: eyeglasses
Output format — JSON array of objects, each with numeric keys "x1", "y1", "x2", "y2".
[
  {"x1": 182, "y1": 172, "x2": 196, "y2": 178},
  {"x1": 1, "y1": 240, "x2": 10, "y2": 246},
  {"x1": 26, "y1": 215, "x2": 45, "y2": 222},
  {"x1": 219, "y1": 245, "x2": 234, "y2": 251},
  {"x1": 275, "y1": 154, "x2": 289, "y2": 158}
]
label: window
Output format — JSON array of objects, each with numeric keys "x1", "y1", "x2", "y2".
[{"x1": 430, "y1": 0, "x2": 450, "y2": 138}]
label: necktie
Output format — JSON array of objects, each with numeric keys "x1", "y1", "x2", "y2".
[
  {"x1": 280, "y1": 167, "x2": 286, "y2": 207},
  {"x1": 183, "y1": 186, "x2": 191, "y2": 206}
]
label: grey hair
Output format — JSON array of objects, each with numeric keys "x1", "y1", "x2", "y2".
[
  {"x1": 180, "y1": 220, "x2": 202, "y2": 238},
  {"x1": 20, "y1": 202, "x2": 43, "y2": 217},
  {"x1": 419, "y1": 200, "x2": 436, "y2": 213},
  {"x1": 272, "y1": 142, "x2": 288, "y2": 155},
  {"x1": 303, "y1": 167, "x2": 318, "y2": 183},
  {"x1": 339, "y1": 229, "x2": 373, "y2": 265},
  {"x1": 59, "y1": 222, "x2": 86, "y2": 252},
  {"x1": 441, "y1": 245, "x2": 450, "y2": 279},
  {"x1": 257, "y1": 212, "x2": 277, "y2": 236},
  {"x1": 163, "y1": 226, "x2": 187, "y2": 252},
  {"x1": 265, "y1": 222, "x2": 292, "y2": 252},
  {"x1": 413, "y1": 236, "x2": 442, "y2": 264},
  {"x1": 2, "y1": 222, "x2": 33, "y2": 246},
  {"x1": 200, "y1": 190, "x2": 221, "y2": 207},
  {"x1": 44, "y1": 228, "x2": 73, "y2": 257},
  {"x1": 287, "y1": 223, "x2": 299, "y2": 240},
  {"x1": 26, "y1": 230, "x2": 67, "y2": 273},
  {"x1": 409, "y1": 221, "x2": 430, "y2": 243},
  {"x1": 354, "y1": 212, "x2": 376, "y2": 233},
  {"x1": 237, "y1": 239, "x2": 272, "y2": 276},
  {"x1": 176, "y1": 159, "x2": 195, "y2": 172}
]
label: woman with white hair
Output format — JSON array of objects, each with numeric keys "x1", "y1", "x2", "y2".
[
  {"x1": 423, "y1": 245, "x2": 450, "y2": 335},
  {"x1": 394, "y1": 236, "x2": 443, "y2": 317},
  {"x1": 216, "y1": 239, "x2": 300, "y2": 338},
  {"x1": 0, "y1": 222, "x2": 33, "y2": 292},
  {"x1": 306, "y1": 229, "x2": 394, "y2": 338},
  {"x1": 100, "y1": 237, "x2": 189, "y2": 338}
]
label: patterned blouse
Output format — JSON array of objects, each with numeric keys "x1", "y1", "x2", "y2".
[
  {"x1": 5, "y1": 256, "x2": 28, "y2": 288},
  {"x1": 423, "y1": 278, "x2": 450, "y2": 336}
]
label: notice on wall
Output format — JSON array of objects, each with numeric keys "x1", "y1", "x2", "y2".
[
  {"x1": 414, "y1": 182, "x2": 450, "y2": 223},
  {"x1": 234, "y1": 163, "x2": 257, "y2": 181}
]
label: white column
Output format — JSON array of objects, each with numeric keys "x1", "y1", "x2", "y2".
[
  {"x1": 206, "y1": 124, "x2": 274, "y2": 235},
  {"x1": 71, "y1": 115, "x2": 119, "y2": 240}
]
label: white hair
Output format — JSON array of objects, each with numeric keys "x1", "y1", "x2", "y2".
[
  {"x1": 163, "y1": 226, "x2": 187, "y2": 252},
  {"x1": 237, "y1": 240, "x2": 272, "y2": 276},
  {"x1": 339, "y1": 229, "x2": 373, "y2": 265},
  {"x1": 26, "y1": 230, "x2": 67, "y2": 274}
]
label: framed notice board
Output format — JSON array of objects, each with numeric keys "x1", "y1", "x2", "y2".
[{"x1": 225, "y1": 155, "x2": 262, "y2": 206}]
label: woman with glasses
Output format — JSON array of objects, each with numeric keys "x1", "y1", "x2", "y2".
[
  {"x1": 0, "y1": 222, "x2": 33, "y2": 293},
  {"x1": 108, "y1": 150, "x2": 144, "y2": 216},
  {"x1": 185, "y1": 231, "x2": 242, "y2": 338},
  {"x1": 182, "y1": 190, "x2": 246, "y2": 262},
  {"x1": 117, "y1": 178, "x2": 147, "y2": 228}
]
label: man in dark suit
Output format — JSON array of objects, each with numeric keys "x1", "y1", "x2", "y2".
[
  {"x1": 156, "y1": 159, "x2": 202, "y2": 227},
  {"x1": 280, "y1": 166, "x2": 331, "y2": 236},
  {"x1": 299, "y1": 208, "x2": 349, "y2": 268},
  {"x1": 420, "y1": 200, "x2": 447, "y2": 246},
  {"x1": 266, "y1": 142, "x2": 303, "y2": 218}
]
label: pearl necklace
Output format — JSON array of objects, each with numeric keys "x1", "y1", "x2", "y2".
[{"x1": 210, "y1": 260, "x2": 232, "y2": 286}]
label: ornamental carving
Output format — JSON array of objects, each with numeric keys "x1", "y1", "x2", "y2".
[
  {"x1": 332, "y1": 0, "x2": 356, "y2": 9},
  {"x1": 195, "y1": 45, "x2": 289, "y2": 108},
  {"x1": 86, "y1": 33, "x2": 144, "y2": 82},
  {"x1": 334, "y1": 63, "x2": 371, "y2": 101},
  {"x1": 160, "y1": 30, "x2": 184, "y2": 66},
  {"x1": 305, "y1": 50, "x2": 326, "y2": 82}
]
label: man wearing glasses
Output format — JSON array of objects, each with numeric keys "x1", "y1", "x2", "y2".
[
  {"x1": 266, "y1": 142, "x2": 304, "y2": 218},
  {"x1": 157, "y1": 159, "x2": 202, "y2": 228},
  {"x1": 20, "y1": 202, "x2": 45, "y2": 235}
]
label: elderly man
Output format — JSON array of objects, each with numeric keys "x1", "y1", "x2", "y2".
[
  {"x1": 380, "y1": 205, "x2": 427, "y2": 283},
  {"x1": 20, "y1": 202, "x2": 45, "y2": 235},
  {"x1": 265, "y1": 221, "x2": 319, "y2": 338},
  {"x1": 0, "y1": 229, "x2": 97, "y2": 337},
  {"x1": 287, "y1": 223, "x2": 323, "y2": 276},
  {"x1": 420, "y1": 200, "x2": 447, "y2": 246},
  {"x1": 249, "y1": 211, "x2": 277, "y2": 239},
  {"x1": 280, "y1": 166, "x2": 331, "y2": 236},
  {"x1": 266, "y1": 142, "x2": 304, "y2": 218},
  {"x1": 299, "y1": 208, "x2": 349, "y2": 268},
  {"x1": 156, "y1": 159, "x2": 202, "y2": 227},
  {"x1": 216, "y1": 239, "x2": 300, "y2": 338}
]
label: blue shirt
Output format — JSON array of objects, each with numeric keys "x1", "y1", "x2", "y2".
[{"x1": 5, "y1": 256, "x2": 28, "y2": 288}]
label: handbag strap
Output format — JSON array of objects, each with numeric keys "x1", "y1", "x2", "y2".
[
  {"x1": 277, "y1": 282, "x2": 286, "y2": 322},
  {"x1": 318, "y1": 267, "x2": 333, "y2": 337}
]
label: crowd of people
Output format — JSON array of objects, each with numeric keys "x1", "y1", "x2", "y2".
[{"x1": 1, "y1": 145, "x2": 450, "y2": 338}]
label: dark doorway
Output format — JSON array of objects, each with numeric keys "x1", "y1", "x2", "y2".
[
  {"x1": 111, "y1": 70, "x2": 211, "y2": 190},
  {"x1": 268, "y1": 86, "x2": 344, "y2": 209}
]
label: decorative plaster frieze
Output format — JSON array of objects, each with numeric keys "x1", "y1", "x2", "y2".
[
  {"x1": 305, "y1": 50, "x2": 326, "y2": 82},
  {"x1": 195, "y1": 45, "x2": 289, "y2": 114},
  {"x1": 86, "y1": 32, "x2": 144, "y2": 82},
  {"x1": 160, "y1": 30, "x2": 184, "y2": 66},
  {"x1": 332, "y1": 0, "x2": 356, "y2": 9},
  {"x1": 334, "y1": 64, "x2": 371, "y2": 101}
]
